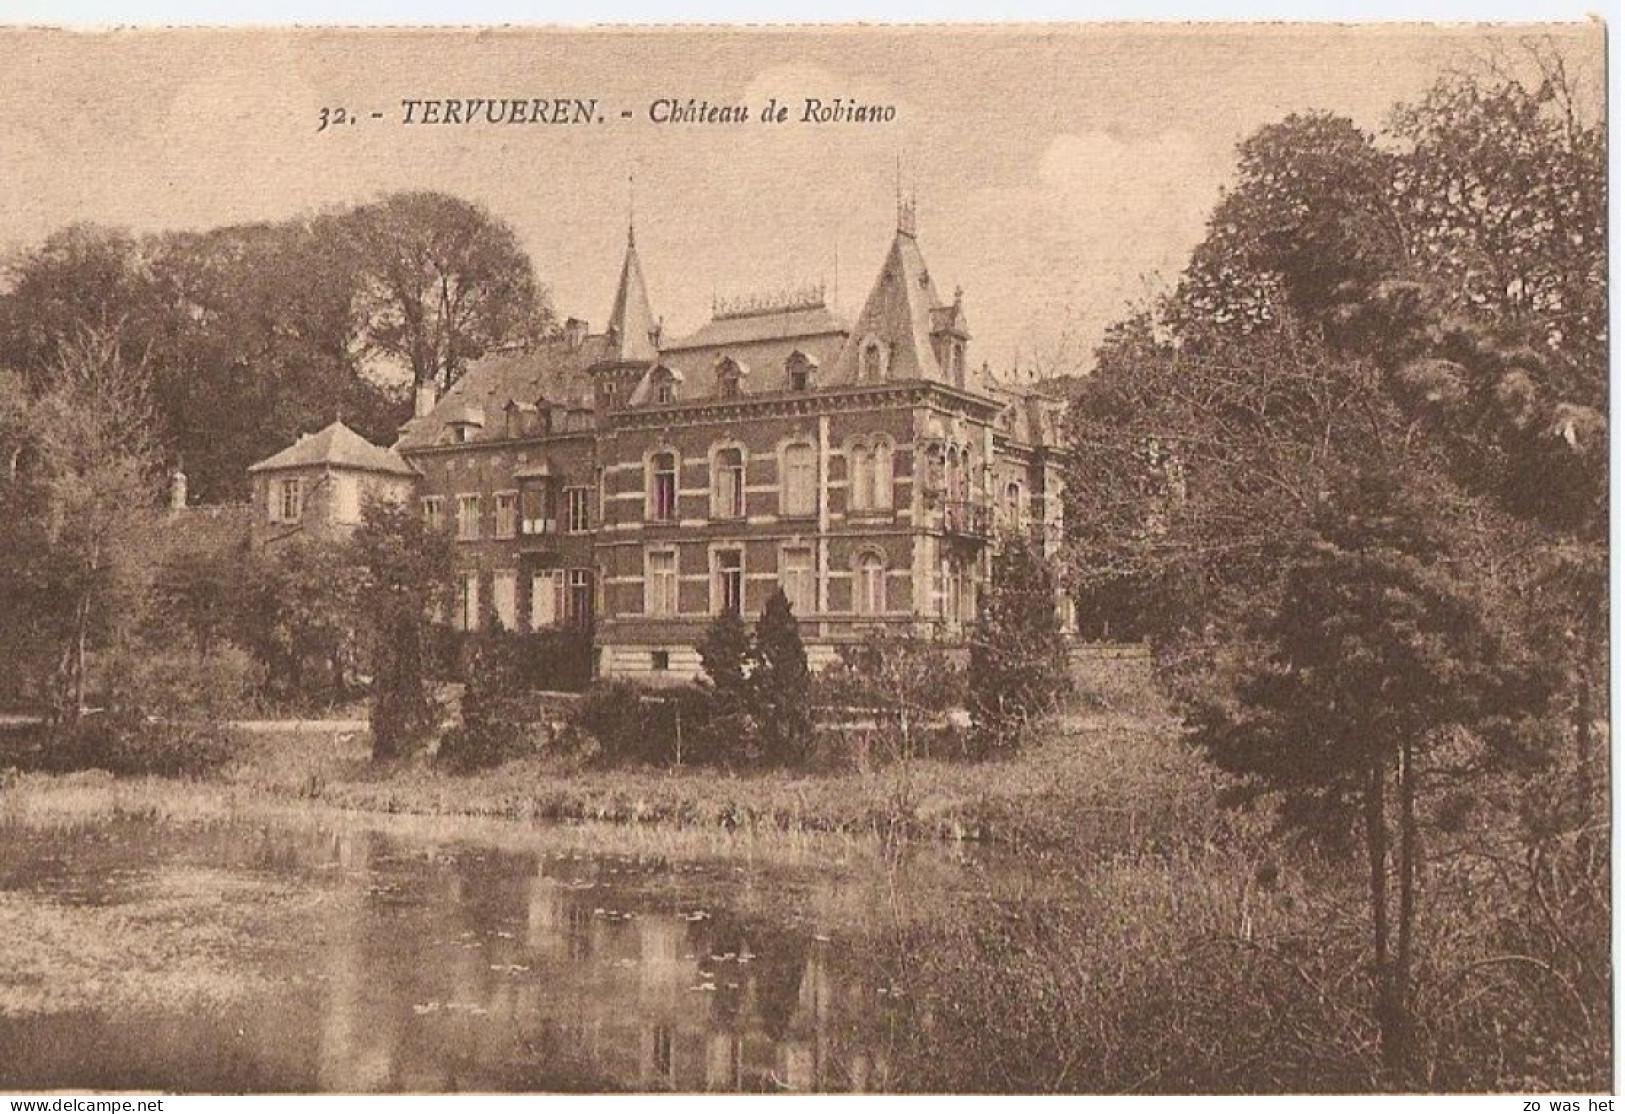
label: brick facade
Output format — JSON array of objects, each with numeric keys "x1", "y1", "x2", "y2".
[{"x1": 252, "y1": 216, "x2": 1071, "y2": 685}]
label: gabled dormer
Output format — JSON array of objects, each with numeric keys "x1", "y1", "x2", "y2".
[
  {"x1": 786, "y1": 349, "x2": 819, "y2": 391},
  {"x1": 628, "y1": 363, "x2": 684, "y2": 406}
]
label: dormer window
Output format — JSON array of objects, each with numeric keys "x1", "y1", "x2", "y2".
[
  {"x1": 445, "y1": 402, "x2": 485, "y2": 444},
  {"x1": 860, "y1": 340, "x2": 885, "y2": 382},
  {"x1": 786, "y1": 350, "x2": 819, "y2": 392},
  {"x1": 715, "y1": 356, "x2": 747, "y2": 398},
  {"x1": 504, "y1": 401, "x2": 539, "y2": 439},
  {"x1": 637, "y1": 365, "x2": 684, "y2": 407}
]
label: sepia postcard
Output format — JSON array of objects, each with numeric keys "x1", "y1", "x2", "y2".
[{"x1": 0, "y1": 23, "x2": 1608, "y2": 1097}]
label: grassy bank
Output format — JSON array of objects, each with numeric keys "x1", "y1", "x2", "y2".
[
  {"x1": 1, "y1": 706, "x2": 1211, "y2": 864},
  {"x1": 3, "y1": 655, "x2": 1196, "y2": 859}
]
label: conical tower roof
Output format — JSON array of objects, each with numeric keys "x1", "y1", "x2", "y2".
[{"x1": 604, "y1": 226, "x2": 659, "y2": 363}]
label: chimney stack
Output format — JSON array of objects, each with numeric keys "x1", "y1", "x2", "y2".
[
  {"x1": 414, "y1": 380, "x2": 438, "y2": 419},
  {"x1": 169, "y1": 469, "x2": 187, "y2": 513},
  {"x1": 564, "y1": 317, "x2": 589, "y2": 350}
]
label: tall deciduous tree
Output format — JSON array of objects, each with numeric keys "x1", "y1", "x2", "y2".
[
  {"x1": 341, "y1": 192, "x2": 554, "y2": 393},
  {"x1": 0, "y1": 225, "x2": 161, "y2": 392},
  {"x1": 146, "y1": 221, "x2": 404, "y2": 502},
  {"x1": 0, "y1": 329, "x2": 162, "y2": 722}
]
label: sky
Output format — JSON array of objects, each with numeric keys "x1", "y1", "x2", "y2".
[{"x1": 0, "y1": 24, "x2": 1605, "y2": 377}]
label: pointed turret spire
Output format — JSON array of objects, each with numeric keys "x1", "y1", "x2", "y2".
[
  {"x1": 627, "y1": 171, "x2": 637, "y2": 248},
  {"x1": 604, "y1": 213, "x2": 659, "y2": 363},
  {"x1": 829, "y1": 216, "x2": 949, "y2": 385}
]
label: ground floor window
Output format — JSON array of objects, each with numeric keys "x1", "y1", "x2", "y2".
[
  {"x1": 714, "y1": 549, "x2": 743, "y2": 615},
  {"x1": 492, "y1": 569, "x2": 517, "y2": 631},
  {"x1": 567, "y1": 568, "x2": 593, "y2": 629},
  {"x1": 453, "y1": 571, "x2": 480, "y2": 631},
  {"x1": 531, "y1": 570, "x2": 562, "y2": 629},
  {"x1": 780, "y1": 545, "x2": 815, "y2": 616}
]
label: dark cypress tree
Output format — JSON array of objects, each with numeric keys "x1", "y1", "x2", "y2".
[
  {"x1": 695, "y1": 608, "x2": 756, "y2": 761},
  {"x1": 751, "y1": 587, "x2": 814, "y2": 766}
]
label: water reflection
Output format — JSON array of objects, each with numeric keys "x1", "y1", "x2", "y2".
[{"x1": 0, "y1": 819, "x2": 916, "y2": 1093}]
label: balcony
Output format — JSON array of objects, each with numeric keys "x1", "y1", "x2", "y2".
[{"x1": 942, "y1": 499, "x2": 993, "y2": 539}]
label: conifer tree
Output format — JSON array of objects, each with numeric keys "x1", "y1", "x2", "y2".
[
  {"x1": 751, "y1": 587, "x2": 814, "y2": 766},
  {"x1": 968, "y1": 538, "x2": 1070, "y2": 754}
]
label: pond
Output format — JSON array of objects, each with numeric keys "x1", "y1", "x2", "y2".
[{"x1": 0, "y1": 811, "x2": 997, "y2": 1093}]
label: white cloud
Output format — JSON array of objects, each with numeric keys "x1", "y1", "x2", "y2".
[{"x1": 937, "y1": 129, "x2": 1231, "y2": 373}]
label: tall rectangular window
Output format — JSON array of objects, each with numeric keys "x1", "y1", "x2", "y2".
[
  {"x1": 780, "y1": 546, "x2": 814, "y2": 617},
  {"x1": 454, "y1": 571, "x2": 480, "y2": 631},
  {"x1": 422, "y1": 495, "x2": 444, "y2": 532},
  {"x1": 276, "y1": 477, "x2": 303, "y2": 523},
  {"x1": 492, "y1": 570, "x2": 517, "y2": 631},
  {"x1": 567, "y1": 569, "x2": 592, "y2": 628},
  {"x1": 493, "y1": 491, "x2": 518, "y2": 538},
  {"x1": 531, "y1": 570, "x2": 561, "y2": 629},
  {"x1": 714, "y1": 448, "x2": 744, "y2": 518},
  {"x1": 456, "y1": 494, "x2": 481, "y2": 541},
  {"x1": 565, "y1": 487, "x2": 591, "y2": 533},
  {"x1": 647, "y1": 549, "x2": 677, "y2": 616},
  {"x1": 649, "y1": 452, "x2": 677, "y2": 521},
  {"x1": 782, "y1": 443, "x2": 816, "y2": 517},
  {"x1": 714, "y1": 549, "x2": 743, "y2": 616}
]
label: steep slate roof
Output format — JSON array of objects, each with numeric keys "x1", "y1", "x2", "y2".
[
  {"x1": 603, "y1": 229, "x2": 660, "y2": 364},
  {"x1": 394, "y1": 337, "x2": 606, "y2": 452},
  {"x1": 828, "y1": 228, "x2": 950, "y2": 386},
  {"x1": 247, "y1": 421, "x2": 418, "y2": 476},
  {"x1": 663, "y1": 304, "x2": 847, "y2": 351}
]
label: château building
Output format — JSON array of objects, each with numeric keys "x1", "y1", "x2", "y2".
[{"x1": 248, "y1": 203, "x2": 1071, "y2": 682}]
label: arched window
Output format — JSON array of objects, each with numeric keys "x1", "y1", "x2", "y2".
[
  {"x1": 856, "y1": 551, "x2": 887, "y2": 615},
  {"x1": 1006, "y1": 481, "x2": 1025, "y2": 528},
  {"x1": 648, "y1": 451, "x2": 677, "y2": 521},
  {"x1": 713, "y1": 446, "x2": 745, "y2": 519},
  {"x1": 781, "y1": 442, "x2": 816, "y2": 517}
]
